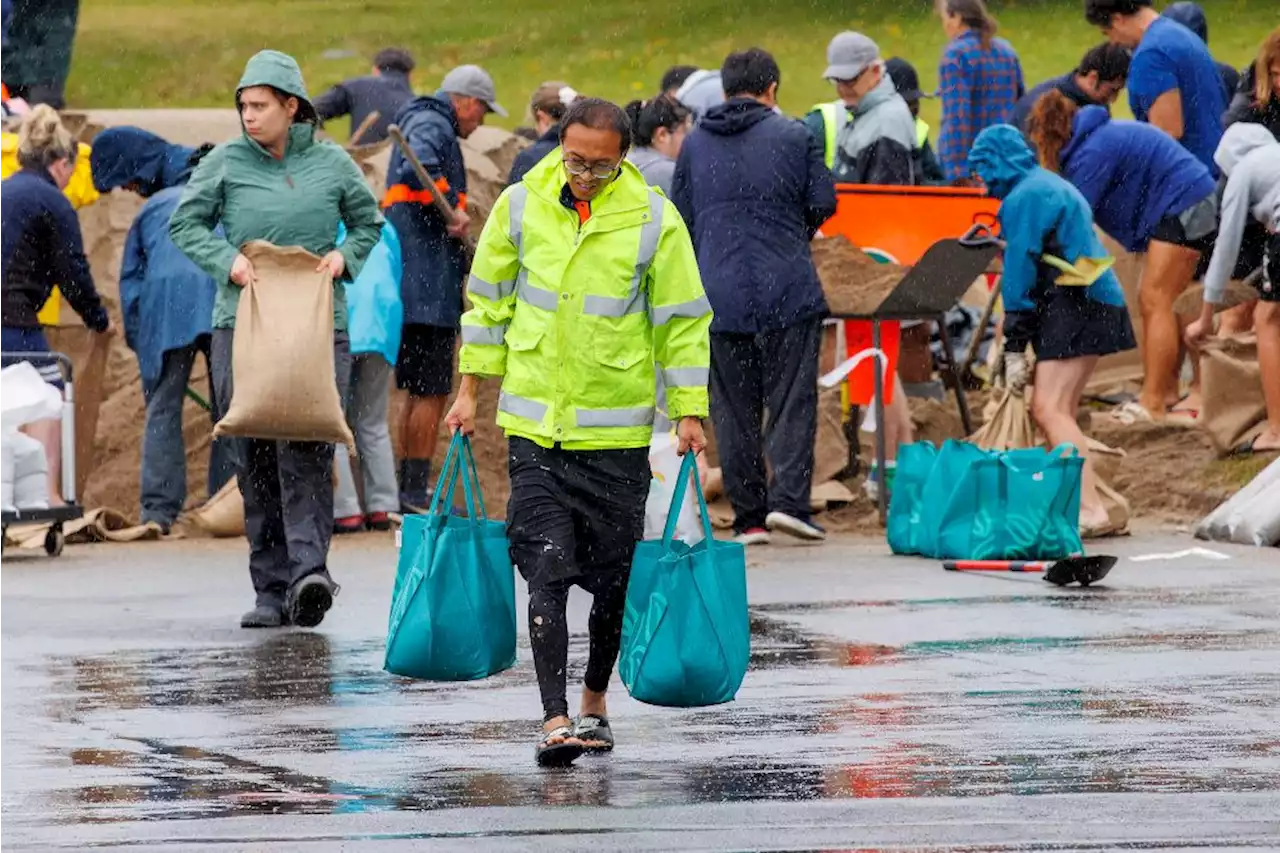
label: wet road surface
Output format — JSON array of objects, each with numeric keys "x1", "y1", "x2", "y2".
[{"x1": 3, "y1": 532, "x2": 1279, "y2": 850}]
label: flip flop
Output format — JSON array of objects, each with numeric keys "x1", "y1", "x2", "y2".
[
  {"x1": 534, "y1": 726, "x2": 584, "y2": 768},
  {"x1": 572, "y1": 715, "x2": 615, "y2": 753},
  {"x1": 1230, "y1": 435, "x2": 1280, "y2": 458},
  {"x1": 1167, "y1": 395, "x2": 1200, "y2": 421},
  {"x1": 1109, "y1": 400, "x2": 1157, "y2": 425}
]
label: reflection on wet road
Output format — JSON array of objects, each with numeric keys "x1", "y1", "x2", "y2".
[{"x1": 3, "y1": 536, "x2": 1279, "y2": 849}]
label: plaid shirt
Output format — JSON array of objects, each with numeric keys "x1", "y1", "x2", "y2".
[{"x1": 937, "y1": 31, "x2": 1025, "y2": 181}]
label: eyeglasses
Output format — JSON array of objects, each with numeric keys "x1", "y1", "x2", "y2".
[{"x1": 563, "y1": 157, "x2": 620, "y2": 180}]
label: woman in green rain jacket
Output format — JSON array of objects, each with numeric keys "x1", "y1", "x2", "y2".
[{"x1": 170, "y1": 49, "x2": 383, "y2": 631}]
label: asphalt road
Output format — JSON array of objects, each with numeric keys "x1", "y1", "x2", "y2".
[{"x1": 3, "y1": 530, "x2": 1279, "y2": 851}]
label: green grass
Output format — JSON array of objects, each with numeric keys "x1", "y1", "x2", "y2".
[{"x1": 69, "y1": 0, "x2": 1270, "y2": 135}]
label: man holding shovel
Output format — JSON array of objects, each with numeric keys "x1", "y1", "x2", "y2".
[{"x1": 385, "y1": 65, "x2": 503, "y2": 512}]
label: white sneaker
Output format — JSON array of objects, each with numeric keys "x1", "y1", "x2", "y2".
[
  {"x1": 766, "y1": 511, "x2": 828, "y2": 542},
  {"x1": 732, "y1": 527, "x2": 772, "y2": 546}
]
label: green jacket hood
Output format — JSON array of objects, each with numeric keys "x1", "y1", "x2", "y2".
[{"x1": 238, "y1": 50, "x2": 311, "y2": 102}]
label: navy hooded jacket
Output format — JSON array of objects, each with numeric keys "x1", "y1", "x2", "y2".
[
  {"x1": 92, "y1": 127, "x2": 217, "y2": 392},
  {"x1": 507, "y1": 123, "x2": 559, "y2": 186},
  {"x1": 1059, "y1": 106, "x2": 1216, "y2": 253},
  {"x1": 671, "y1": 98, "x2": 836, "y2": 334},
  {"x1": 968, "y1": 125, "x2": 1125, "y2": 353},
  {"x1": 384, "y1": 92, "x2": 468, "y2": 328}
]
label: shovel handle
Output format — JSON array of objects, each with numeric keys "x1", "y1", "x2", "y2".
[{"x1": 944, "y1": 560, "x2": 1049, "y2": 572}]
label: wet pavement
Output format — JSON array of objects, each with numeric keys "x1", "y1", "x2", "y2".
[{"x1": 3, "y1": 531, "x2": 1279, "y2": 850}]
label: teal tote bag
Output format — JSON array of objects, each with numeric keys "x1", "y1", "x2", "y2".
[
  {"x1": 935, "y1": 443, "x2": 1085, "y2": 561},
  {"x1": 887, "y1": 440, "x2": 938, "y2": 555},
  {"x1": 620, "y1": 452, "x2": 750, "y2": 708},
  {"x1": 384, "y1": 434, "x2": 517, "y2": 681}
]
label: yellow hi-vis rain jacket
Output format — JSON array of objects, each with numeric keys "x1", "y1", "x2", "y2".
[{"x1": 458, "y1": 153, "x2": 712, "y2": 451}]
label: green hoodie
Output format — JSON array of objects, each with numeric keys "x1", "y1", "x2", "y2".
[{"x1": 169, "y1": 50, "x2": 383, "y2": 330}]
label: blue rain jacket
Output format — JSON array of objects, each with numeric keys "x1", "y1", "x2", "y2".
[
  {"x1": 90, "y1": 127, "x2": 196, "y2": 197},
  {"x1": 968, "y1": 124, "x2": 1125, "y2": 352},
  {"x1": 1059, "y1": 106, "x2": 1215, "y2": 253},
  {"x1": 339, "y1": 220, "x2": 403, "y2": 364}
]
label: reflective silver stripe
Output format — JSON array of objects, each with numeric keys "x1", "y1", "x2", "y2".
[
  {"x1": 662, "y1": 366, "x2": 709, "y2": 388},
  {"x1": 583, "y1": 191, "x2": 666, "y2": 318},
  {"x1": 517, "y1": 279, "x2": 559, "y2": 311},
  {"x1": 461, "y1": 324, "x2": 507, "y2": 345},
  {"x1": 508, "y1": 184, "x2": 528, "y2": 261},
  {"x1": 576, "y1": 406, "x2": 655, "y2": 428},
  {"x1": 651, "y1": 294, "x2": 712, "y2": 327},
  {"x1": 467, "y1": 274, "x2": 515, "y2": 301},
  {"x1": 583, "y1": 290, "x2": 646, "y2": 317},
  {"x1": 498, "y1": 391, "x2": 547, "y2": 422}
]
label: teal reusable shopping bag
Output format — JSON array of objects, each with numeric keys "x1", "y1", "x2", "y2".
[
  {"x1": 620, "y1": 452, "x2": 750, "y2": 707},
  {"x1": 935, "y1": 443, "x2": 1085, "y2": 561},
  {"x1": 887, "y1": 441, "x2": 938, "y2": 555},
  {"x1": 914, "y1": 440, "x2": 990, "y2": 558},
  {"x1": 384, "y1": 434, "x2": 517, "y2": 681}
]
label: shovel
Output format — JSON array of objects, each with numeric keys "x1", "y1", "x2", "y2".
[
  {"x1": 959, "y1": 223, "x2": 1114, "y2": 287},
  {"x1": 943, "y1": 555, "x2": 1117, "y2": 586},
  {"x1": 386, "y1": 124, "x2": 477, "y2": 257}
]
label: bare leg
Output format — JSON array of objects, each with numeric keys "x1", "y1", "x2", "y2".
[
  {"x1": 401, "y1": 394, "x2": 447, "y2": 460},
  {"x1": 883, "y1": 375, "x2": 914, "y2": 462},
  {"x1": 22, "y1": 419, "x2": 64, "y2": 506},
  {"x1": 1031, "y1": 357, "x2": 1107, "y2": 528},
  {"x1": 1138, "y1": 241, "x2": 1202, "y2": 416},
  {"x1": 1254, "y1": 301, "x2": 1280, "y2": 451}
]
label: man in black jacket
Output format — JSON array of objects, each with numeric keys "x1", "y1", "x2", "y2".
[
  {"x1": 672, "y1": 48, "x2": 837, "y2": 546},
  {"x1": 313, "y1": 48, "x2": 416, "y2": 144}
]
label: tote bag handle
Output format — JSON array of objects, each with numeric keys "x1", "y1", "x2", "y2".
[
  {"x1": 426, "y1": 433, "x2": 486, "y2": 523},
  {"x1": 661, "y1": 451, "x2": 717, "y2": 549}
]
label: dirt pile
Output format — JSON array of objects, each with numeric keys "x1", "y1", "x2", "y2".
[
  {"x1": 811, "y1": 235, "x2": 907, "y2": 316},
  {"x1": 63, "y1": 111, "x2": 524, "y2": 522}
]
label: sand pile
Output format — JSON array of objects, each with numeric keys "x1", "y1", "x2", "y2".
[
  {"x1": 63, "y1": 111, "x2": 525, "y2": 522},
  {"x1": 812, "y1": 235, "x2": 908, "y2": 316}
]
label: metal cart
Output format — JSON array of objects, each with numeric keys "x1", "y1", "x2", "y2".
[{"x1": 2, "y1": 352, "x2": 83, "y2": 556}]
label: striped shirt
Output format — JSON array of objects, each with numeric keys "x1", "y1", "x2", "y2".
[{"x1": 937, "y1": 30, "x2": 1025, "y2": 181}]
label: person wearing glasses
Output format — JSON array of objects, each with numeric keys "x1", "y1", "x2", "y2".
[
  {"x1": 446, "y1": 97, "x2": 712, "y2": 766},
  {"x1": 384, "y1": 65, "x2": 505, "y2": 513}
]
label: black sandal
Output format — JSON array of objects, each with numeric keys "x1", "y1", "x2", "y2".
[
  {"x1": 535, "y1": 725, "x2": 584, "y2": 767},
  {"x1": 573, "y1": 715, "x2": 614, "y2": 753}
]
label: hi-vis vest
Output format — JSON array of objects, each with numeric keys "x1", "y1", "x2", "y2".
[
  {"x1": 457, "y1": 154, "x2": 712, "y2": 451},
  {"x1": 813, "y1": 100, "x2": 851, "y2": 170},
  {"x1": 915, "y1": 117, "x2": 931, "y2": 150}
]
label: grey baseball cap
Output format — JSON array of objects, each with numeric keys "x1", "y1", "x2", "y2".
[
  {"x1": 441, "y1": 65, "x2": 507, "y2": 117},
  {"x1": 823, "y1": 32, "x2": 880, "y2": 81}
]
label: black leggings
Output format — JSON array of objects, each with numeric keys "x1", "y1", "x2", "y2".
[{"x1": 529, "y1": 571, "x2": 630, "y2": 721}]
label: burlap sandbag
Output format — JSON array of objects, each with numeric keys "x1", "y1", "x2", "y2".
[
  {"x1": 188, "y1": 476, "x2": 245, "y2": 538},
  {"x1": 1199, "y1": 334, "x2": 1266, "y2": 456},
  {"x1": 970, "y1": 389, "x2": 1035, "y2": 450},
  {"x1": 213, "y1": 241, "x2": 354, "y2": 445}
]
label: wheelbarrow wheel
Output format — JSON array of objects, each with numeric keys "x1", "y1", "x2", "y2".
[{"x1": 44, "y1": 525, "x2": 65, "y2": 557}]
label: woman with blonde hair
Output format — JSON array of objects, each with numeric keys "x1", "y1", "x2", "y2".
[
  {"x1": 1028, "y1": 90, "x2": 1217, "y2": 424},
  {"x1": 935, "y1": 0, "x2": 1025, "y2": 182},
  {"x1": 1, "y1": 104, "x2": 111, "y2": 504},
  {"x1": 1225, "y1": 26, "x2": 1280, "y2": 139}
]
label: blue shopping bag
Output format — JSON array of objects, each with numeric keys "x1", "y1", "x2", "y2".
[
  {"x1": 887, "y1": 441, "x2": 937, "y2": 555},
  {"x1": 935, "y1": 444, "x2": 1084, "y2": 561},
  {"x1": 619, "y1": 452, "x2": 750, "y2": 707},
  {"x1": 384, "y1": 434, "x2": 517, "y2": 681},
  {"x1": 914, "y1": 440, "x2": 989, "y2": 558}
]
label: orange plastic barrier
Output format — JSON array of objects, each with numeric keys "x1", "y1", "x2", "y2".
[{"x1": 821, "y1": 185, "x2": 1000, "y2": 405}]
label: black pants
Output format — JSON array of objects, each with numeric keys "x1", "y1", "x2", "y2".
[
  {"x1": 211, "y1": 328, "x2": 352, "y2": 609},
  {"x1": 505, "y1": 437, "x2": 649, "y2": 721},
  {"x1": 710, "y1": 316, "x2": 822, "y2": 532}
]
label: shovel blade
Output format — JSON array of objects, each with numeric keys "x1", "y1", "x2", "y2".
[{"x1": 1044, "y1": 555, "x2": 1118, "y2": 586}]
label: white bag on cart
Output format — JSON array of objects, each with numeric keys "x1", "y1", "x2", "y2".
[
  {"x1": 1, "y1": 362, "x2": 63, "y2": 431},
  {"x1": 7, "y1": 430, "x2": 50, "y2": 510},
  {"x1": 2, "y1": 437, "x2": 14, "y2": 511},
  {"x1": 644, "y1": 431, "x2": 705, "y2": 545}
]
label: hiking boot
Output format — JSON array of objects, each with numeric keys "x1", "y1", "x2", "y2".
[
  {"x1": 366, "y1": 511, "x2": 393, "y2": 531},
  {"x1": 240, "y1": 604, "x2": 285, "y2": 629},
  {"x1": 732, "y1": 527, "x2": 772, "y2": 546},
  {"x1": 334, "y1": 515, "x2": 366, "y2": 535},
  {"x1": 399, "y1": 459, "x2": 433, "y2": 514},
  {"x1": 766, "y1": 511, "x2": 828, "y2": 542},
  {"x1": 287, "y1": 574, "x2": 337, "y2": 628}
]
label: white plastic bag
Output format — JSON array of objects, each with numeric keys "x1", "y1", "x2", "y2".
[
  {"x1": 1, "y1": 362, "x2": 63, "y2": 432},
  {"x1": 2, "y1": 436, "x2": 14, "y2": 512},
  {"x1": 643, "y1": 432, "x2": 705, "y2": 545},
  {"x1": 1195, "y1": 456, "x2": 1280, "y2": 547},
  {"x1": 7, "y1": 430, "x2": 49, "y2": 510}
]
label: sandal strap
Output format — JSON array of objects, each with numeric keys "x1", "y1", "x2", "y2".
[
  {"x1": 541, "y1": 725, "x2": 574, "y2": 744},
  {"x1": 577, "y1": 715, "x2": 608, "y2": 730}
]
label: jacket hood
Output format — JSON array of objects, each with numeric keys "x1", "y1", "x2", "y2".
[
  {"x1": 967, "y1": 124, "x2": 1037, "y2": 199},
  {"x1": 1061, "y1": 104, "x2": 1110, "y2": 164},
  {"x1": 699, "y1": 98, "x2": 775, "y2": 137},
  {"x1": 237, "y1": 50, "x2": 317, "y2": 122},
  {"x1": 675, "y1": 70, "x2": 725, "y2": 119},
  {"x1": 1215, "y1": 122, "x2": 1278, "y2": 176},
  {"x1": 522, "y1": 149, "x2": 652, "y2": 212},
  {"x1": 1162, "y1": 2, "x2": 1208, "y2": 42},
  {"x1": 854, "y1": 74, "x2": 899, "y2": 117},
  {"x1": 396, "y1": 92, "x2": 460, "y2": 133},
  {"x1": 89, "y1": 127, "x2": 195, "y2": 196}
]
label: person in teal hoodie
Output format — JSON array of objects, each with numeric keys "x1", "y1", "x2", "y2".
[
  {"x1": 968, "y1": 124, "x2": 1136, "y2": 536},
  {"x1": 170, "y1": 50, "x2": 383, "y2": 630}
]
